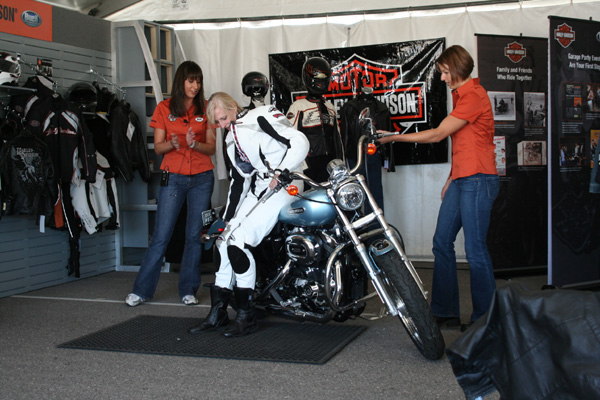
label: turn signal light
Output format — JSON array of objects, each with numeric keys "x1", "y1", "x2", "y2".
[
  {"x1": 287, "y1": 185, "x2": 299, "y2": 196},
  {"x1": 367, "y1": 143, "x2": 377, "y2": 155}
]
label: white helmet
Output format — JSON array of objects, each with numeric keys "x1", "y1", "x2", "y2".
[{"x1": 0, "y1": 52, "x2": 21, "y2": 86}]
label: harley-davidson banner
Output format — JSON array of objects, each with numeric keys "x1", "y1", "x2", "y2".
[
  {"x1": 476, "y1": 34, "x2": 548, "y2": 272},
  {"x1": 268, "y1": 38, "x2": 448, "y2": 165},
  {"x1": 549, "y1": 16, "x2": 600, "y2": 287}
]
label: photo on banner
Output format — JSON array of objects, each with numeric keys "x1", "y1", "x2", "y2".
[
  {"x1": 268, "y1": 39, "x2": 448, "y2": 166},
  {"x1": 476, "y1": 34, "x2": 549, "y2": 271},
  {"x1": 549, "y1": 16, "x2": 600, "y2": 287}
]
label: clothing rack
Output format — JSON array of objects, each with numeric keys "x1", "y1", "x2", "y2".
[
  {"x1": 88, "y1": 67, "x2": 126, "y2": 100},
  {"x1": 16, "y1": 54, "x2": 58, "y2": 92}
]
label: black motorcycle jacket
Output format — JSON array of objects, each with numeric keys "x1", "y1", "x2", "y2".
[
  {"x1": 286, "y1": 97, "x2": 345, "y2": 160},
  {"x1": 106, "y1": 100, "x2": 150, "y2": 183},
  {"x1": 8, "y1": 75, "x2": 55, "y2": 123},
  {"x1": 0, "y1": 128, "x2": 57, "y2": 220},
  {"x1": 340, "y1": 95, "x2": 395, "y2": 171},
  {"x1": 25, "y1": 93, "x2": 98, "y2": 185}
]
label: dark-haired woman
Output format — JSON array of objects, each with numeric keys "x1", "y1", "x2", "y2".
[
  {"x1": 377, "y1": 45, "x2": 499, "y2": 331},
  {"x1": 125, "y1": 61, "x2": 215, "y2": 307}
]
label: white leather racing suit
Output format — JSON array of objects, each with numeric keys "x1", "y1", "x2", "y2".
[{"x1": 215, "y1": 105, "x2": 309, "y2": 289}]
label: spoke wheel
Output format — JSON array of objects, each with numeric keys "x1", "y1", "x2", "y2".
[{"x1": 373, "y1": 250, "x2": 445, "y2": 360}]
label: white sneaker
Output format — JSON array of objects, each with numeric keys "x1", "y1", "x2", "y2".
[
  {"x1": 181, "y1": 295, "x2": 198, "y2": 305},
  {"x1": 125, "y1": 293, "x2": 144, "y2": 307}
]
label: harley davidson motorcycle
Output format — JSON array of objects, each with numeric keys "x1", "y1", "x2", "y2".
[{"x1": 201, "y1": 109, "x2": 445, "y2": 360}]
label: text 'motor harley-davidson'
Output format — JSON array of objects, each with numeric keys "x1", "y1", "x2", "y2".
[{"x1": 202, "y1": 108, "x2": 445, "y2": 360}]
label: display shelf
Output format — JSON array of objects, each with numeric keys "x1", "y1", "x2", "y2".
[
  {"x1": 159, "y1": 28, "x2": 172, "y2": 61},
  {"x1": 0, "y1": 86, "x2": 36, "y2": 94},
  {"x1": 112, "y1": 20, "x2": 176, "y2": 270},
  {"x1": 0, "y1": 85, "x2": 36, "y2": 101}
]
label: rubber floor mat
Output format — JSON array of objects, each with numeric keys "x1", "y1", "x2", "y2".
[{"x1": 58, "y1": 315, "x2": 366, "y2": 364}]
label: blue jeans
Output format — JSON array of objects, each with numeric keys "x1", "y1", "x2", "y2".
[
  {"x1": 132, "y1": 170, "x2": 214, "y2": 300},
  {"x1": 430, "y1": 173, "x2": 499, "y2": 322}
]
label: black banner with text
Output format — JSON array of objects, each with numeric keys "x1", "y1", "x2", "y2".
[
  {"x1": 477, "y1": 34, "x2": 549, "y2": 271},
  {"x1": 549, "y1": 16, "x2": 600, "y2": 287},
  {"x1": 268, "y1": 39, "x2": 448, "y2": 165}
]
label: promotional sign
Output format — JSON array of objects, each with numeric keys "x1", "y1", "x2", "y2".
[
  {"x1": 269, "y1": 39, "x2": 448, "y2": 165},
  {"x1": 476, "y1": 34, "x2": 548, "y2": 271},
  {"x1": 549, "y1": 16, "x2": 600, "y2": 287},
  {"x1": 0, "y1": 0, "x2": 52, "y2": 42}
]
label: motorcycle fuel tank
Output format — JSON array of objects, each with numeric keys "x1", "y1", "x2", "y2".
[{"x1": 279, "y1": 189, "x2": 336, "y2": 226}]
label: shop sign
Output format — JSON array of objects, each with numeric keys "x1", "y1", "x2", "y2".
[
  {"x1": 0, "y1": 0, "x2": 52, "y2": 42},
  {"x1": 289, "y1": 53, "x2": 427, "y2": 130}
]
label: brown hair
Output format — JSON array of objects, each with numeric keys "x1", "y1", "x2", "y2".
[
  {"x1": 436, "y1": 45, "x2": 474, "y2": 85},
  {"x1": 169, "y1": 60, "x2": 205, "y2": 117}
]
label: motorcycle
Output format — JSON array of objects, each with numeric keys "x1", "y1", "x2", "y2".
[{"x1": 201, "y1": 108, "x2": 445, "y2": 360}]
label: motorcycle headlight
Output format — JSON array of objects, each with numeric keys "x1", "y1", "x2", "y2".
[{"x1": 336, "y1": 182, "x2": 365, "y2": 211}]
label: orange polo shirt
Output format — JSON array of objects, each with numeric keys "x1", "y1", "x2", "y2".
[
  {"x1": 150, "y1": 99, "x2": 214, "y2": 175},
  {"x1": 449, "y1": 78, "x2": 497, "y2": 179}
]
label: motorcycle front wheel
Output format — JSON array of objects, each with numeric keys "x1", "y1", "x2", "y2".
[{"x1": 373, "y1": 251, "x2": 445, "y2": 360}]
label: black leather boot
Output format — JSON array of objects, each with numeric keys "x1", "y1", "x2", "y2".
[
  {"x1": 188, "y1": 285, "x2": 232, "y2": 334},
  {"x1": 223, "y1": 287, "x2": 258, "y2": 337}
]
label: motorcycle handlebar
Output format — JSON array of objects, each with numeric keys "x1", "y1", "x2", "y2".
[
  {"x1": 287, "y1": 171, "x2": 330, "y2": 190},
  {"x1": 348, "y1": 135, "x2": 368, "y2": 176},
  {"x1": 270, "y1": 131, "x2": 380, "y2": 192}
]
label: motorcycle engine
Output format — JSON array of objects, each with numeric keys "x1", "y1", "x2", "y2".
[{"x1": 285, "y1": 233, "x2": 322, "y2": 266}]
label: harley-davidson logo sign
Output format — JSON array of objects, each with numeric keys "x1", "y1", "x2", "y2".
[
  {"x1": 504, "y1": 41, "x2": 526, "y2": 63},
  {"x1": 291, "y1": 54, "x2": 426, "y2": 131},
  {"x1": 554, "y1": 23, "x2": 575, "y2": 48}
]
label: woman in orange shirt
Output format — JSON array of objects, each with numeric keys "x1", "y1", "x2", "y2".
[
  {"x1": 378, "y1": 45, "x2": 499, "y2": 331},
  {"x1": 125, "y1": 61, "x2": 216, "y2": 307}
]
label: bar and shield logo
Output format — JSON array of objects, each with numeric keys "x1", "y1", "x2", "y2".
[
  {"x1": 291, "y1": 53, "x2": 426, "y2": 132},
  {"x1": 504, "y1": 41, "x2": 526, "y2": 63},
  {"x1": 554, "y1": 23, "x2": 575, "y2": 48}
]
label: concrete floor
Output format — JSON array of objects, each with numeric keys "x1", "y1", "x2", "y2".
[{"x1": 0, "y1": 263, "x2": 547, "y2": 400}]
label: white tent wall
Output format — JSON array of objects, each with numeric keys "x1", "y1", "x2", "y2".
[
  {"x1": 106, "y1": 0, "x2": 481, "y2": 22},
  {"x1": 169, "y1": 1, "x2": 599, "y2": 261}
]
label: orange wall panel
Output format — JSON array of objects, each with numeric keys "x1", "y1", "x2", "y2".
[{"x1": 0, "y1": 0, "x2": 52, "y2": 42}]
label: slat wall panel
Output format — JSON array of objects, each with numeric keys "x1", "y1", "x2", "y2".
[{"x1": 0, "y1": 29, "x2": 118, "y2": 298}]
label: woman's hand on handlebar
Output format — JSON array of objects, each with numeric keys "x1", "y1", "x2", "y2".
[
  {"x1": 269, "y1": 175, "x2": 280, "y2": 190},
  {"x1": 376, "y1": 130, "x2": 397, "y2": 144}
]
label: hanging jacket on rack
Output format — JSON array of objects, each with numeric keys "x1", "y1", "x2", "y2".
[
  {"x1": 126, "y1": 106, "x2": 151, "y2": 183},
  {"x1": 93, "y1": 83, "x2": 150, "y2": 183},
  {"x1": 8, "y1": 75, "x2": 55, "y2": 122},
  {"x1": 92, "y1": 152, "x2": 120, "y2": 230},
  {"x1": 107, "y1": 100, "x2": 150, "y2": 183},
  {"x1": 69, "y1": 151, "x2": 120, "y2": 234},
  {"x1": 25, "y1": 92, "x2": 96, "y2": 278},
  {"x1": 25, "y1": 92, "x2": 97, "y2": 184},
  {"x1": 340, "y1": 95, "x2": 395, "y2": 171},
  {"x1": 0, "y1": 107, "x2": 25, "y2": 144},
  {"x1": 0, "y1": 128, "x2": 58, "y2": 220},
  {"x1": 84, "y1": 112, "x2": 118, "y2": 176}
]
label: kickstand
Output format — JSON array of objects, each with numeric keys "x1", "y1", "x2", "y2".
[{"x1": 359, "y1": 304, "x2": 389, "y2": 321}]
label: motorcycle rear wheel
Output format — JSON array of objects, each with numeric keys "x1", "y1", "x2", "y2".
[{"x1": 374, "y1": 251, "x2": 445, "y2": 360}]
